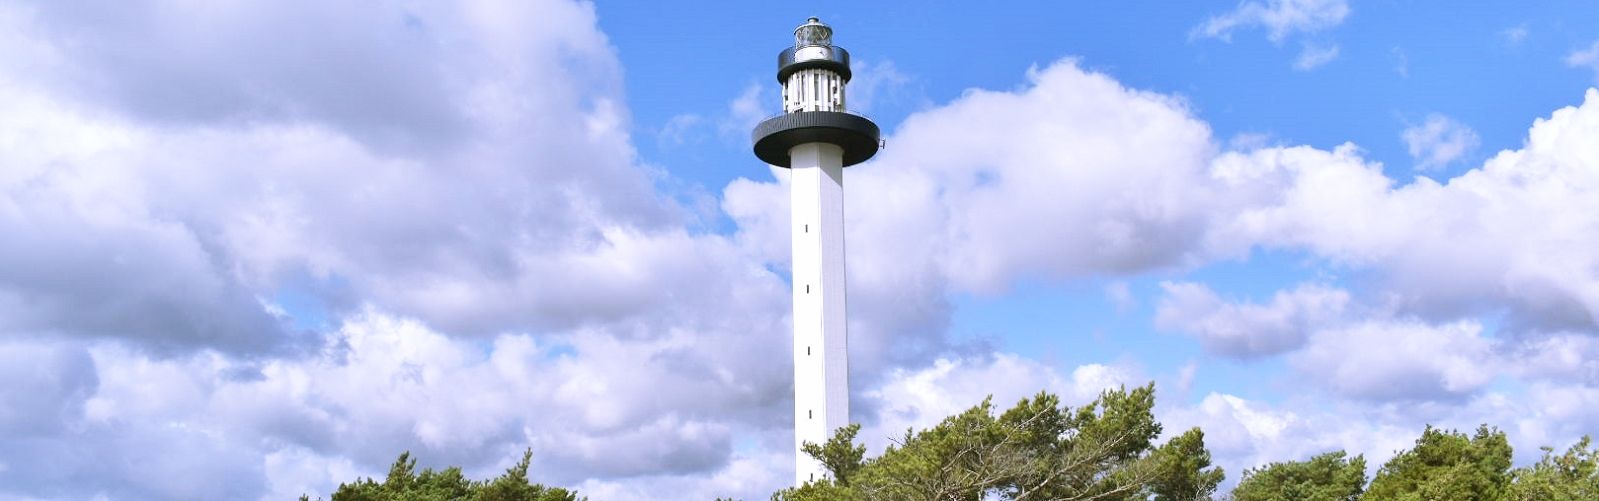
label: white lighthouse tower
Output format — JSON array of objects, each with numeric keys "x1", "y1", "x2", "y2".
[{"x1": 752, "y1": 17, "x2": 880, "y2": 486}]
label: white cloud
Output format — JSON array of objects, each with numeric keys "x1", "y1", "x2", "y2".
[
  {"x1": 0, "y1": 1, "x2": 807, "y2": 499},
  {"x1": 1293, "y1": 43, "x2": 1340, "y2": 70},
  {"x1": 1208, "y1": 90, "x2": 1599, "y2": 330},
  {"x1": 0, "y1": 340, "x2": 96, "y2": 437},
  {"x1": 1156, "y1": 282, "x2": 1350, "y2": 358},
  {"x1": 3, "y1": 305, "x2": 803, "y2": 499},
  {"x1": 1153, "y1": 88, "x2": 1599, "y2": 446},
  {"x1": 1292, "y1": 320, "x2": 1496, "y2": 401},
  {"x1": 1402, "y1": 114, "x2": 1481, "y2": 170},
  {"x1": 1167, "y1": 394, "x2": 1304, "y2": 463},
  {"x1": 1567, "y1": 41, "x2": 1599, "y2": 83},
  {"x1": 1193, "y1": 0, "x2": 1350, "y2": 43},
  {"x1": 837, "y1": 60, "x2": 1216, "y2": 294},
  {"x1": 1506, "y1": 333, "x2": 1599, "y2": 385},
  {"x1": 0, "y1": 0, "x2": 690, "y2": 350}
]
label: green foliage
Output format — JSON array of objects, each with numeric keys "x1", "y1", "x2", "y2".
[
  {"x1": 1150, "y1": 428, "x2": 1227, "y2": 501},
  {"x1": 1366, "y1": 425, "x2": 1512, "y2": 501},
  {"x1": 320, "y1": 449, "x2": 581, "y2": 501},
  {"x1": 1231, "y1": 450, "x2": 1366, "y2": 501},
  {"x1": 1506, "y1": 436, "x2": 1599, "y2": 501},
  {"x1": 1221, "y1": 426, "x2": 1599, "y2": 501},
  {"x1": 304, "y1": 401, "x2": 1599, "y2": 501},
  {"x1": 800, "y1": 423, "x2": 867, "y2": 486},
  {"x1": 773, "y1": 383, "x2": 1223, "y2": 501}
]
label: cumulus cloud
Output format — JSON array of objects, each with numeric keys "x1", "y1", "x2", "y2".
[
  {"x1": 1211, "y1": 91, "x2": 1599, "y2": 330},
  {"x1": 0, "y1": 341, "x2": 266, "y2": 499},
  {"x1": 1402, "y1": 114, "x2": 1481, "y2": 170},
  {"x1": 848, "y1": 61, "x2": 1216, "y2": 292},
  {"x1": 0, "y1": 0, "x2": 803, "y2": 498},
  {"x1": 1156, "y1": 282, "x2": 1350, "y2": 358},
  {"x1": 0, "y1": 341, "x2": 97, "y2": 437},
  {"x1": 1292, "y1": 320, "x2": 1495, "y2": 401},
  {"x1": 1506, "y1": 333, "x2": 1599, "y2": 385},
  {"x1": 0, "y1": 0, "x2": 695, "y2": 352},
  {"x1": 0, "y1": 307, "x2": 804, "y2": 499},
  {"x1": 879, "y1": 63, "x2": 1216, "y2": 291},
  {"x1": 1192, "y1": 0, "x2": 1350, "y2": 43}
]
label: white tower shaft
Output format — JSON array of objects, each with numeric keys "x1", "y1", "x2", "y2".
[{"x1": 789, "y1": 141, "x2": 849, "y2": 485}]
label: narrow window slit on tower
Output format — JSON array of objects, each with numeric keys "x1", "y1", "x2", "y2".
[
  {"x1": 807, "y1": 346, "x2": 811, "y2": 355},
  {"x1": 806, "y1": 284, "x2": 810, "y2": 293},
  {"x1": 808, "y1": 410, "x2": 813, "y2": 419}
]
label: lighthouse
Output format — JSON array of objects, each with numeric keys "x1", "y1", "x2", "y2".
[{"x1": 752, "y1": 17, "x2": 880, "y2": 485}]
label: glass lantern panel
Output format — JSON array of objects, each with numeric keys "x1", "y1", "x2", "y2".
[{"x1": 795, "y1": 22, "x2": 832, "y2": 47}]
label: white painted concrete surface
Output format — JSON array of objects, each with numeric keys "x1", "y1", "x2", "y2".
[{"x1": 788, "y1": 141, "x2": 849, "y2": 486}]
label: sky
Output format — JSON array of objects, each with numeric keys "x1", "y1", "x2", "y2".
[{"x1": 2, "y1": 0, "x2": 1599, "y2": 499}]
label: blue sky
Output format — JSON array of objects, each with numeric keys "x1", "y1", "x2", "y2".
[
  {"x1": 3, "y1": 1, "x2": 1599, "y2": 500},
  {"x1": 615, "y1": 1, "x2": 1598, "y2": 190}
]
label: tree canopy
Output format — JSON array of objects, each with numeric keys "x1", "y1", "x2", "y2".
[
  {"x1": 310, "y1": 384, "x2": 1599, "y2": 501},
  {"x1": 306, "y1": 449, "x2": 581, "y2": 501},
  {"x1": 774, "y1": 383, "x2": 1224, "y2": 500},
  {"x1": 1232, "y1": 450, "x2": 1366, "y2": 501},
  {"x1": 1505, "y1": 435, "x2": 1599, "y2": 501},
  {"x1": 1366, "y1": 425, "x2": 1513, "y2": 501},
  {"x1": 766, "y1": 386, "x2": 1597, "y2": 501}
]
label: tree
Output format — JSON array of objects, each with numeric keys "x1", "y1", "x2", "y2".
[
  {"x1": 1150, "y1": 428, "x2": 1228, "y2": 501},
  {"x1": 773, "y1": 383, "x2": 1224, "y2": 500},
  {"x1": 1231, "y1": 450, "x2": 1366, "y2": 501},
  {"x1": 1506, "y1": 435, "x2": 1599, "y2": 501},
  {"x1": 312, "y1": 449, "x2": 582, "y2": 501},
  {"x1": 801, "y1": 423, "x2": 867, "y2": 486},
  {"x1": 1366, "y1": 425, "x2": 1512, "y2": 501}
]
